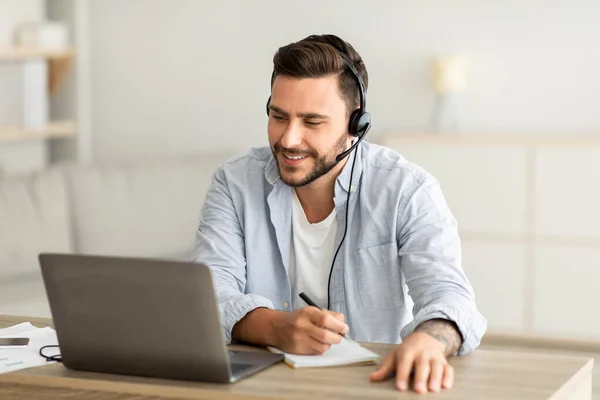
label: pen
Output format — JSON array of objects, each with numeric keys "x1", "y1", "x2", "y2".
[{"x1": 298, "y1": 292, "x2": 355, "y2": 343}]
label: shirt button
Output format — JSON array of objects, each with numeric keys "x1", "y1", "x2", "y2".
[{"x1": 283, "y1": 301, "x2": 289, "y2": 309}]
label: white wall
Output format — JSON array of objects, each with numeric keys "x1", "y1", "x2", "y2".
[{"x1": 87, "y1": 0, "x2": 600, "y2": 162}]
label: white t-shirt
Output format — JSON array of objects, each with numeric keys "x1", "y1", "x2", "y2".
[{"x1": 289, "y1": 189, "x2": 338, "y2": 310}]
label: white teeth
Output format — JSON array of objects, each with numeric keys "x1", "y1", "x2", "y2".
[{"x1": 284, "y1": 154, "x2": 307, "y2": 160}]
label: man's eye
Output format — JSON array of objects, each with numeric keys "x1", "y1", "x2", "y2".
[
  {"x1": 305, "y1": 121, "x2": 322, "y2": 126},
  {"x1": 273, "y1": 115, "x2": 285, "y2": 120}
]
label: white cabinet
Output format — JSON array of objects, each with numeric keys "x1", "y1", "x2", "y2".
[
  {"x1": 535, "y1": 147, "x2": 600, "y2": 240},
  {"x1": 381, "y1": 133, "x2": 600, "y2": 340},
  {"x1": 461, "y1": 241, "x2": 528, "y2": 332},
  {"x1": 395, "y1": 142, "x2": 528, "y2": 235},
  {"x1": 533, "y1": 244, "x2": 600, "y2": 338}
]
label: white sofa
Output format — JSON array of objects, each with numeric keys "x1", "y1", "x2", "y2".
[{"x1": 0, "y1": 152, "x2": 237, "y2": 318}]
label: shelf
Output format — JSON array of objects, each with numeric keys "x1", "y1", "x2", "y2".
[
  {"x1": 0, "y1": 47, "x2": 74, "y2": 61},
  {"x1": 0, "y1": 121, "x2": 77, "y2": 144}
]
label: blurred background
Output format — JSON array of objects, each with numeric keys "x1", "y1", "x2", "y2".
[{"x1": 1, "y1": 0, "x2": 599, "y2": 350}]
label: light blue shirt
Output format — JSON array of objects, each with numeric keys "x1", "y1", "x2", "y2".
[{"x1": 192, "y1": 142, "x2": 487, "y2": 355}]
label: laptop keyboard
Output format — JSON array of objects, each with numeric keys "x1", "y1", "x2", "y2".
[{"x1": 231, "y1": 362, "x2": 254, "y2": 375}]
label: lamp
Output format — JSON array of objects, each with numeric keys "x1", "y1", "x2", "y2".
[{"x1": 430, "y1": 55, "x2": 468, "y2": 133}]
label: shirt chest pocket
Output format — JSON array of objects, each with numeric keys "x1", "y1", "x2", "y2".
[{"x1": 352, "y1": 242, "x2": 404, "y2": 309}]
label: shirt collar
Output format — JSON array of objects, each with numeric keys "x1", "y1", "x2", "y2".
[
  {"x1": 265, "y1": 154, "x2": 281, "y2": 185},
  {"x1": 336, "y1": 142, "x2": 364, "y2": 193}
]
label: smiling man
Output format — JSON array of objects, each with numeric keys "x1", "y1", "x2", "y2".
[{"x1": 193, "y1": 34, "x2": 486, "y2": 393}]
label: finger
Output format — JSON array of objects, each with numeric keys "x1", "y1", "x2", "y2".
[
  {"x1": 307, "y1": 309, "x2": 349, "y2": 335},
  {"x1": 412, "y1": 353, "x2": 432, "y2": 394},
  {"x1": 369, "y1": 351, "x2": 397, "y2": 381},
  {"x1": 394, "y1": 350, "x2": 415, "y2": 391},
  {"x1": 307, "y1": 336, "x2": 331, "y2": 355},
  {"x1": 428, "y1": 359, "x2": 445, "y2": 392},
  {"x1": 325, "y1": 310, "x2": 345, "y2": 323},
  {"x1": 298, "y1": 309, "x2": 343, "y2": 345},
  {"x1": 307, "y1": 323, "x2": 343, "y2": 345},
  {"x1": 442, "y1": 364, "x2": 454, "y2": 389},
  {"x1": 322, "y1": 314, "x2": 349, "y2": 335}
]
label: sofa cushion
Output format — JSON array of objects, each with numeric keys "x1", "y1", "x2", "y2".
[
  {"x1": 0, "y1": 271, "x2": 51, "y2": 317},
  {"x1": 66, "y1": 153, "x2": 237, "y2": 259},
  {"x1": 0, "y1": 169, "x2": 74, "y2": 278}
]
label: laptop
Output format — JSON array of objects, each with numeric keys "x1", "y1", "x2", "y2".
[{"x1": 38, "y1": 253, "x2": 284, "y2": 383}]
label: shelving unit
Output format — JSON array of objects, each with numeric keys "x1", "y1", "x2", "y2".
[
  {"x1": 0, "y1": 46, "x2": 74, "y2": 61},
  {"x1": 0, "y1": 44, "x2": 77, "y2": 173},
  {"x1": 0, "y1": 120, "x2": 76, "y2": 144}
]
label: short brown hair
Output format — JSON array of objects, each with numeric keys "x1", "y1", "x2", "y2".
[{"x1": 271, "y1": 34, "x2": 368, "y2": 116}]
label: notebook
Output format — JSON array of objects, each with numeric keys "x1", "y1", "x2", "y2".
[{"x1": 267, "y1": 337, "x2": 380, "y2": 369}]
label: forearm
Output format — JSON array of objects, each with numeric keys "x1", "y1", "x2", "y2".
[
  {"x1": 414, "y1": 318, "x2": 463, "y2": 357},
  {"x1": 398, "y1": 176, "x2": 487, "y2": 355},
  {"x1": 231, "y1": 307, "x2": 278, "y2": 346}
]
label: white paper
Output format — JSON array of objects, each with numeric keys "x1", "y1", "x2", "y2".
[
  {"x1": 0, "y1": 323, "x2": 59, "y2": 374},
  {"x1": 268, "y1": 337, "x2": 380, "y2": 368},
  {"x1": 0, "y1": 322, "x2": 35, "y2": 337}
]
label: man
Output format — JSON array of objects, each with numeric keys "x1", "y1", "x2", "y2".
[{"x1": 193, "y1": 34, "x2": 486, "y2": 393}]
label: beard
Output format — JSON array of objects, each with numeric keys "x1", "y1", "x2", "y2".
[{"x1": 272, "y1": 132, "x2": 348, "y2": 187}]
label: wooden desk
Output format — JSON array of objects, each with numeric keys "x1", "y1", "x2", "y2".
[{"x1": 0, "y1": 315, "x2": 593, "y2": 399}]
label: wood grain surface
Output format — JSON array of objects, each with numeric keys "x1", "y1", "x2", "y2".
[{"x1": 0, "y1": 315, "x2": 592, "y2": 400}]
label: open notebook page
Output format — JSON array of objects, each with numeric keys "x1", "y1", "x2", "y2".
[{"x1": 267, "y1": 337, "x2": 380, "y2": 368}]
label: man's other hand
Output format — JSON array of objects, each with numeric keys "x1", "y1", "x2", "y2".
[
  {"x1": 370, "y1": 319, "x2": 462, "y2": 393},
  {"x1": 370, "y1": 332, "x2": 453, "y2": 393}
]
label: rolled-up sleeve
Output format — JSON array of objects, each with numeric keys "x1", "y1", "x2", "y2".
[
  {"x1": 397, "y1": 175, "x2": 487, "y2": 355},
  {"x1": 191, "y1": 166, "x2": 274, "y2": 343}
]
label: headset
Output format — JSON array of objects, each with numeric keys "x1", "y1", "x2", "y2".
[{"x1": 266, "y1": 44, "x2": 372, "y2": 311}]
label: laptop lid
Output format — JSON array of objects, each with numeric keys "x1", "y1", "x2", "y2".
[{"x1": 39, "y1": 253, "x2": 236, "y2": 382}]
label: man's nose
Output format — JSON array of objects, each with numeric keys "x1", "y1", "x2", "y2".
[{"x1": 279, "y1": 120, "x2": 303, "y2": 149}]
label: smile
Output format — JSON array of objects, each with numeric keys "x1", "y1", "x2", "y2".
[{"x1": 284, "y1": 154, "x2": 308, "y2": 160}]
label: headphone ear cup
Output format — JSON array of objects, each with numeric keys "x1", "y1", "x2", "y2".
[
  {"x1": 348, "y1": 110, "x2": 371, "y2": 137},
  {"x1": 266, "y1": 96, "x2": 271, "y2": 116},
  {"x1": 356, "y1": 111, "x2": 371, "y2": 136},
  {"x1": 348, "y1": 110, "x2": 361, "y2": 137}
]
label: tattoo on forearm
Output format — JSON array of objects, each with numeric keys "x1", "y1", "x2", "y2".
[{"x1": 414, "y1": 319, "x2": 463, "y2": 356}]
